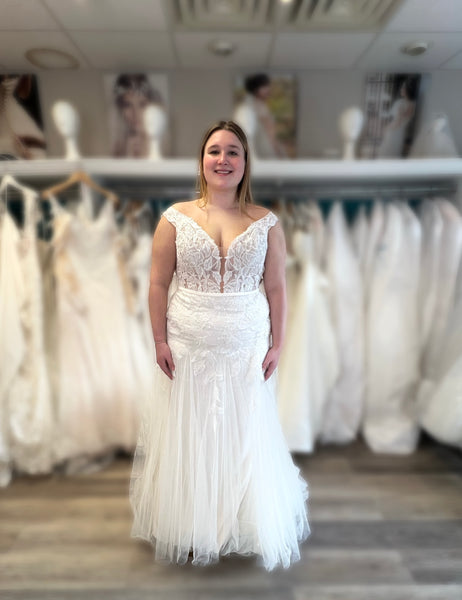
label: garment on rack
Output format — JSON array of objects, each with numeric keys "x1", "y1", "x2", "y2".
[
  {"x1": 49, "y1": 188, "x2": 141, "y2": 464},
  {"x1": 278, "y1": 229, "x2": 339, "y2": 452},
  {"x1": 321, "y1": 203, "x2": 365, "y2": 444},
  {"x1": 363, "y1": 202, "x2": 421, "y2": 454},
  {"x1": 130, "y1": 206, "x2": 309, "y2": 571},
  {"x1": 0, "y1": 184, "x2": 53, "y2": 486}
]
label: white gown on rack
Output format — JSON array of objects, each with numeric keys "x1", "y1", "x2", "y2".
[
  {"x1": 351, "y1": 205, "x2": 369, "y2": 272},
  {"x1": 363, "y1": 202, "x2": 421, "y2": 454},
  {"x1": 420, "y1": 199, "x2": 462, "y2": 386},
  {"x1": 418, "y1": 270, "x2": 462, "y2": 448},
  {"x1": 0, "y1": 189, "x2": 53, "y2": 485},
  {"x1": 278, "y1": 229, "x2": 339, "y2": 453},
  {"x1": 130, "y1": 206, "x2": 309, "y2": 571},
  {"x1": 417, "y1": 200, "x2": 444, "y2": 353},
  {"x1": 321, "y1": 203, "x2": 365, "y2": 444},
  {"x1": 418, "y1": 200, "x2": 462, "y2": 445},
  {"x1": 49, "y1": 191, "x2": 141, "y2": 464}
]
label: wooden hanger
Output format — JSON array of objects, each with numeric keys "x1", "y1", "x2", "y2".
[{"x1": 41, "y1": 170, "x2": 119, "y2": 206}]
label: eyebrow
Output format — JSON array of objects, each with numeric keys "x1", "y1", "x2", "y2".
[{"x1": 207, "y1": 144, "x2": 241, "y2": 150}]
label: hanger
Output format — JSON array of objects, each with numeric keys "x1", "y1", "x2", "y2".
[
  {"x1": 0, "y1": 173, "x2": 37, "y2": 198},
  {"x1": 41, "y1": 170, "x2": 119, "y2": 206}
]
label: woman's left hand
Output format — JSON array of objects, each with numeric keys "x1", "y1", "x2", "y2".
[{"x1": 262, "y1": 346, "x2": 281, "y2": 381}]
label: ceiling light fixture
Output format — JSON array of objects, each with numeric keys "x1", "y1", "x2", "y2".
[
  {"x1": 207, "y1": 39, "x2": 236, "y2": 57},
  {"x1": 25, "y1": 48, "x2": 80, "y2": 70},
  {"x1": 401, "y1": 41, "x2": 429, "y2": 56}
]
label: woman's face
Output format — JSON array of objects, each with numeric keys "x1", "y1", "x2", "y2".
[
  {"x1": 202, "y1": 130, "x2": 246, "y2": 192},
  {"x1": 119, "y1": 90, "x2": 148, "y2": 133}
]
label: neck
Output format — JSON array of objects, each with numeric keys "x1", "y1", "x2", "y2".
[{"x1": 204, "y1": 189, "x2": 239, "y2": 210}]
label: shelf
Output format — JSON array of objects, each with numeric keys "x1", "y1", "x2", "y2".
[{"x1": 1, "y1": 157, "x2": 462, "y2": 183}]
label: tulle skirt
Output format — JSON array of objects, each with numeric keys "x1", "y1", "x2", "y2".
[{"x1": 130, "y1": 286, "x2": 309, "y2": 571}]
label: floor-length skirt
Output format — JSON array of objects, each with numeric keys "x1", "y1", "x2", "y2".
[{"x1": 130, "y1": 286, "x2": 309, "y2": 571}]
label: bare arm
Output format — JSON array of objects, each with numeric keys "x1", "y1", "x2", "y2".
[
  {"x1": 149, "y1": 216, "x2": 176, "y2": 379},
  {"x1": 262, "y1": 221, "x2": 287, "y2": 380}
]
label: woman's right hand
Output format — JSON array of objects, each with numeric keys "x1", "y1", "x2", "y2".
[{"x1": 155, "y1": 342, "x2": 175, "y2": 380}]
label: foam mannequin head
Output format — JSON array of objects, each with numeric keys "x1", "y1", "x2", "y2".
[
  {"x1": 339, "y1": 107, "x2": 364, "y2": 142},
  {"x1": 52, "y1": 101, "x2": 80, "y2": 138},
  {"x1": 144, "y1": 104, "x2": 167, "y2": 138}
]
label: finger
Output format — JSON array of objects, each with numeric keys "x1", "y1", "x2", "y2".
[{"x1": 264, "y1": 362, "x2": 275, "y2": 381}]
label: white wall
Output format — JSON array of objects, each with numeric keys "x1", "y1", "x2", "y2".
[{"x1": 39, "y1": 69, "x2": 462, "y2": 159}]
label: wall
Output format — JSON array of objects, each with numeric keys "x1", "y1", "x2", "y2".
[{"x1": 38, "y1": 68, "x2": 462, "y2": 159}]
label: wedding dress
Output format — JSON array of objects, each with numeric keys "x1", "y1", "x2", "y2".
[
  {"x1": 49, "y1": 190, "x2": 141, "y2": 464},
  {"x1": 321, "y1": 203, "x2": 364, "y2": 444},
  {"x1": 130, "y1": 206, "x2": 309, "y2": 571},
  {"x1": 278, "y1": 229, "x2": 339, "y2": 453},
  {"x1": 363, "y1": 203, "x2": 421, "y2": 454},
  {"x1": 0, "y1": 187, "x2": 53, "y2": 485}
]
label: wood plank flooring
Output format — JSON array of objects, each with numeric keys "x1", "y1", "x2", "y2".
[{"x1": 1, "y1": 436, "x2": 461, "y2": 600}]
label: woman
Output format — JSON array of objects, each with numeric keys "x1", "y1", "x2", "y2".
[
  {"x1": 377, "y1": 76, "x2": 419, "y2": 158},
  {"x1": 130, "y1": 120, "x2": 309, "y2": 570},
  {"x1": 112, "y1": 74, "x2": 164, "y2": 158}
]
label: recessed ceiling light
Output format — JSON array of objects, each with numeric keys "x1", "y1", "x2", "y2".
[
  {"x1": 207, "y1": 39, "x2": 236, "y2": 57},
  {"x1": 401, "y1": 41, "x2": 429, "y2": 56},
  {"x1": 25, "y1": 48, "x2": 80, "y2": 70}
]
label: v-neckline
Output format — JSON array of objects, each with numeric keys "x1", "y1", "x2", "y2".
[{"x1": 171, "y1": 207, "x2": 272, "y2": 260}]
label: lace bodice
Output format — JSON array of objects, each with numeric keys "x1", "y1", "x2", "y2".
[{"x1": 163, "y1": 206, "x2": 278, "y2": 293}]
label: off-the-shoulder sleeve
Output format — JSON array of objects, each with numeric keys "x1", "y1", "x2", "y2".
[
  {"x1": 162, "y1": 206, "x2": 182, "y2": 228},
  {"x1": 266, "y1": 211, "x2": 278, "y2": 228}
]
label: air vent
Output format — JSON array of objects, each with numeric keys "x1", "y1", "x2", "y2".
[
  {"x1": 172, "y1": 0, "x2": 403, "y2": 31},
  {"x1": 174, "y1": 0, "x2": 272, "y2": 30},
  {"x1": 278, "y1": 0, "x2": 402, "y2": 30}
]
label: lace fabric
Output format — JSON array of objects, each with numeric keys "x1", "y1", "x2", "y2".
[{"x1": 163, "y1": 206, "x2": 278, "y2": 293}]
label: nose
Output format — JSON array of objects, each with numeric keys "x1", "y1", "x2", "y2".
[{"x1": 218, "y1": 151, "x2": 228, "y2": 163}]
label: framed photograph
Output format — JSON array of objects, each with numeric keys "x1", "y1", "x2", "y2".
[
  {"x1": 233, "y1": 73, "x2": 297, "y2": 159},
  {"x1": 360, "y1": 73, "x2": 423, "y2": 159},
  {"x1": 0, "y1": 75, "x2": 46, "y2": 159},
  {"x1": 104, "y1": 73, "x2": 169, "y2": 158}
]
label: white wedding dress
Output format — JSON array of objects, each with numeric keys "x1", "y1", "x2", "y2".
[
  {"x1": 278, "y1": 229, "x2": 338, "y2": 453},
  {"x1": 321, "y1": 203, "x2": 365, "y2": 444},
  {"x1": 0, "y1": 187, "x2": 53, "y2": 486},
  {"x1": 130, "y1": 206, "x2": 309, "y2": 571},
  {"x1": 49, "y1": 191, "x2": 141, "y2": 464},
  {"x1": 363, "y1": 203, "x2": 421, "y2": 454}
]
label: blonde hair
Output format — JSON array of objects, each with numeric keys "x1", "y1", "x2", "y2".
[{"x1": 197, "y1": 120, "x2": 254, "y2": 211}]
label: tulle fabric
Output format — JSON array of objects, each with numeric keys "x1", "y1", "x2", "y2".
[{"x1": 130, "y1": 287, "x2": 309, "y2": 571}]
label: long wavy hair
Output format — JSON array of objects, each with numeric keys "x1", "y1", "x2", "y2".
[{"x1": 197, "y1": 120, "x2": 254, "y2": 211}]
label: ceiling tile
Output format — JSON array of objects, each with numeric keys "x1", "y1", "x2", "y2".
[
  {"x1": 386, "y1": 0, "x2": 462, "y2": 32},
  {"x1": 173, "y1": 32, "x2": 272, "y2": 69},
  {"x1": 68, "y1": 31, "x2": 176, "y2": 69},
  {"x1": 0, "y1": 31, "x2": 89, "y2": 70},
  {"x1": 0, "y1": 0, "x2": 59, "y2": 30},
  {"x1": 440, "y1": 50, "x2": 462, "y2": 69},
  {"x1": 43, "y1": 0, "x2": 167, "y2": 31},
  {"x1": 356, "y1": 32, "x2": 462, "y2": 70},
  {"x1": 271, "y1": 33, "x2": 376, "y2": 69}
]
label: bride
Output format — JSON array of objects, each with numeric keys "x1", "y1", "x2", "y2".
[{"x1": 129, "y1": 120, "x2": 309, "y2": 571}]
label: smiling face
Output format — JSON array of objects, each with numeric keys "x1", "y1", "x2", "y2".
[{"x1": 202, "y1": 129, "x2": 246, "y2": 193}]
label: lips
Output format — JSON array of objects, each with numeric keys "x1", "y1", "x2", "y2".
[{"x1": 215, "y1": 169, "x2": 232, "y2": 174}]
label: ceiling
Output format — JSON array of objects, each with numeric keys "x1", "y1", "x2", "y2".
[{"x1": 0, "y1": 0, "x2": 461, "y2": 71}]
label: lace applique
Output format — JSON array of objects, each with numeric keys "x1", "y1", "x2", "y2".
[{"x1": 163, "y1": 206, "x2": 277, "y2": 294}]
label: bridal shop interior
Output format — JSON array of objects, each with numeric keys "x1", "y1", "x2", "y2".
[{"x1": 1, "y1": 0, "x2": 462, "y2": 598}]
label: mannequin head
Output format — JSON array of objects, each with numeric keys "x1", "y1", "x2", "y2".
[
  {"x1": 52, "y1": 101, "x2": 80, "y2": 138},
  {"x1": 143, "y1": 104, "x2": 167, "y2": 138},
  {"x1": 339, "y1": 107, "x2": 364, "y2": 142}
]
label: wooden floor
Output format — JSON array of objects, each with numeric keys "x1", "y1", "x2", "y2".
[{"x1": 1, "y1": 436, "x2": 462, "y2": 600}]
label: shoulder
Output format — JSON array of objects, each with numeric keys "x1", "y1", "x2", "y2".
[
  {"x1": 170, "y1": 200, "x2": 196, "y2": 216},
  {"x1": 246, "y1": 204, "x2": 274, "y2": 220}
]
